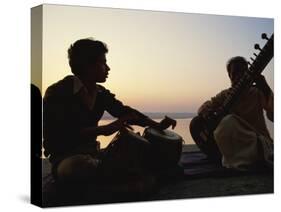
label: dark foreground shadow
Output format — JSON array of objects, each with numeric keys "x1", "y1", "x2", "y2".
[{"x1": 41, "y1": 145, "x2": 273, "y2": 207}]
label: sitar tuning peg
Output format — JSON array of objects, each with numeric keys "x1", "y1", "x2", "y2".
[
  {"x1": 247, "y1": 61, "x2": 251, "y2": 67},
  {"x1": 261, "y1": 33, "x2": 269, "y2": 40},
  {"x1": 250, "y1": 57, "x2": 254, "y2": 62},
  {"x1": 253, "y1": 53, "x2": 258, "y2": 57},
  {"x1": 254, "y1": 44, "x2": 262, "y2": 51}
]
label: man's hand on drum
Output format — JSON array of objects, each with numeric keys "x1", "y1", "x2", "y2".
[
  {"x1": 80, "y1": 115, "x2": 136, "y2": 138},
  {"x1": 158, "y1": 116, "x2": 177, "y2": 130},
  {"x1": 119, "y1": 112, "x2": 150, "y2": 127},
  {"x1": 101, "y1": 119, "x2": 133, "y2": 136},
  {"x1": 110, "y1": 112, "x2": 177, "y2": 132}
]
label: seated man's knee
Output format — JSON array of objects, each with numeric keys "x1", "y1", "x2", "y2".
[
  {"x1": 189, "y1": 116, "x2": 203, "y2": 135},
  {"x1": 57, "y1": 154, "x2": 100, "y2": 182}
]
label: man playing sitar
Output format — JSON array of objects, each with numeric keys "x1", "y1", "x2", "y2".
[{"x1": 190, "y1": 56, "x2": 273, "y2": 170}]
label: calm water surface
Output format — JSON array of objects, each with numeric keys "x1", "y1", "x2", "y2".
[
  {"x1": 98, "y1": 118, "x2": 274, "y2": 149},
  {"x1": 41, "y1": 118, "x2": 274, "y2": 158}
]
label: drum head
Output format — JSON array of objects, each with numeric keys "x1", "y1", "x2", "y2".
[
  {"x1": 143, "y1": 127, "x2": 183, "y2": 166},
  {"x1": 144, "y1": 127, "x2": 182, "y2": 141}
]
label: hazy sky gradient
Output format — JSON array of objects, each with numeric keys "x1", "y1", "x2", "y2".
[{"x1": 41, "y1": 4, "x2": 274, "y2": 113}]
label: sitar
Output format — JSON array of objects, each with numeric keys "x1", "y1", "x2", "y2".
[{"x1": 190, "y1": 33, "x2": 274, "y2": 160}]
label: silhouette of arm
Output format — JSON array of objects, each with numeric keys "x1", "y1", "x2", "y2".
[
  {"x1": 259, "y1": 89, "x2": 274, "y2": 122},
  {"x1": 43, "y1": 88, "x2": 81, "y2": 154},
  {"x1": 255, "y1": 75, "x2": 274, "y2": 122},
  {"x1": 102, "y1": 87, "x2": 176, "y2": 129}
]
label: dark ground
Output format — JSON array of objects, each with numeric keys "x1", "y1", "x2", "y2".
[
  {"x1": 150, "y1": 173, "x2": 273, "y2": 200},
  {"x1": 42, "y1": 144, "x2": 273, "y2": 207},
  {"x1": 150, "y1": 145, "x2": 273, "y2": 201}
]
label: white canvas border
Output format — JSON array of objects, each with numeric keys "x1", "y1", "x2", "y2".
[{"x1": 0, "y1": 0, "x2": 279, "y2": 211}]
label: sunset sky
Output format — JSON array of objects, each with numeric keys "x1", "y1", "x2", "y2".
[{"x1": 38, "y1": 4, "x2": 274, "y2": 113}]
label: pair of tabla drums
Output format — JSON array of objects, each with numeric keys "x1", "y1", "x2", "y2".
[{"x1": 104, "y1": 127, "x2": 183, "y2": 171}]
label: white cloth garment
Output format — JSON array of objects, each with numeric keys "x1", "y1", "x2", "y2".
[{"x1": 214, "y1": 114, "x2": 273, "y2": 171}]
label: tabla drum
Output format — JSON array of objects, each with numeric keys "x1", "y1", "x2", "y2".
[
  {"x1": 101, "y1": 129, "x2": 151, "y2": 179},
  {"x1": 143, "y1": 127, "x2": 183, "y2": 167}
]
